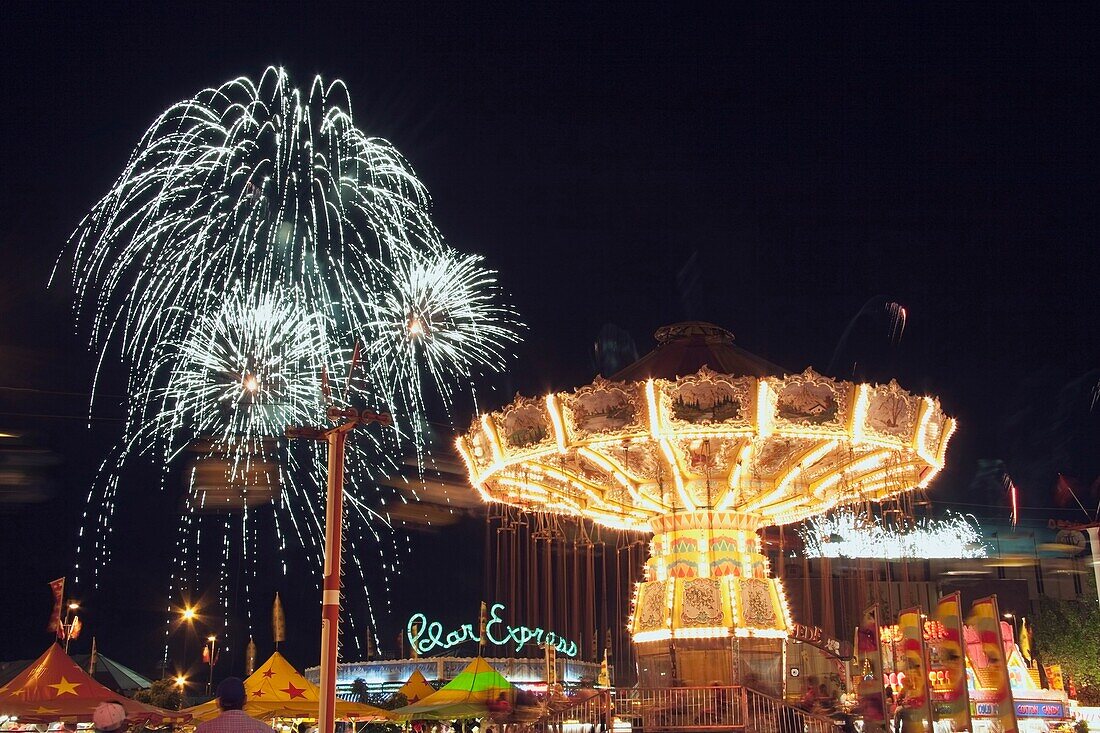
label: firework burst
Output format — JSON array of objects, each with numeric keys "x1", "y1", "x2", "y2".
[{"x1": 56, "y1": 67, "x2": 521, "y2": 656}]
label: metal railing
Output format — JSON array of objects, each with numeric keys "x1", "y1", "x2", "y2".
[
  {"x1": 743, "y1": 688, "x2": 837, "y2": 733},
  {"x1": 547, "y1": 686, "x2": 838, "y2": 733}
]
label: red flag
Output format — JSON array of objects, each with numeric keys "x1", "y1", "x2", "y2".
[
  {"x1": 47, "y1": 578, "x2": 65, "y2": 638},
  {"x1": 202, "y1": 644, "x2": 211, "y2": 664},
  {"x1": 69, "y1": 615, "x2": 82, "y2": 641}
]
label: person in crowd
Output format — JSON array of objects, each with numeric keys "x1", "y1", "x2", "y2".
[
  {"x1": 800, "y1": 678, "x2": 819, "y2": 711},
  {"x1": 92, "y1": 702, "x2": 127, "y2": 733},
  {"x1": 195, "y1": 677, "x2": 275, "y2": 733}
]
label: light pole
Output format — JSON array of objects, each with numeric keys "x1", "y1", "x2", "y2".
[
  {"x1": 174, "y1": 675, "x2": 187, "y2": 708},
  {"x1": 286, "y1": 405, "x2": 392, "y2": 733},
  {"x1": 63, "y1": 602, "x2": 80, "y2": 653},
  {"x1": 204, "y1": 635, "x2": 220, "y2": 695},
  {"x1": 178, "y1": 606, "x2": 197, "y2": 676}
]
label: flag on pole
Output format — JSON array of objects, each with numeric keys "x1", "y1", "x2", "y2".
[
  {"x1": 855, "y1": 605, "x2": 888, "y2": 733},
  {"x1": 202, "y1": 643, "x2": 211, "y2": 664},
  {"x1": 245, "y1": 637, "x2": 257, "y2": 675},
  {"x1": 968, "y1": 596, "x2": 1017, "y2": 733},
  {"x1": 47, "y1": 578, "x2": 65, "y2": 638},
  {"x1": 478, "y1": 601, "x2": 488, "y2": 655},
  {"x1": 88, "y1": 637, "x2": 98, "y2": 674},
  {"x1": 272, "y1": 593, "x2": 286, "y2": 647},
  {"x1": 1018, "y1": 617, "x2": 1032, "y2": 665},
  {"x1": 410, "y1": 619, "x2": 422, "y2": 659},
  {"x1": 898, "y1": 606, "x2": 933, "y2": 733},
  {"x1": 597, "y1": 648, "x2": 611, "y2": 688},
  {"x1": 544, "y1": 641, "x2": 557, "y2": 686},
  {"x1": 69, "y1": 615, "x2": 82, "y2": 641},
  {"x1": 932, "y1": 593, "x2": 971, "y2": 733}
]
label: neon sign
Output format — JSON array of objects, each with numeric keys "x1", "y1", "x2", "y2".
[{"x1": 407, "y1": 603, "x2": 580, "y2": 657}]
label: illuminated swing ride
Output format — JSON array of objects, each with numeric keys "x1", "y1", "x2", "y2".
[{"x1": 459, "y1": 321, "x2": 956, "y2": 685}]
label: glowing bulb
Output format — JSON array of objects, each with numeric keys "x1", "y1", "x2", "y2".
[
  {"x1": 181, "y1": 607, "x2": 197, "y2": 621},
  {"x1": 174, "y1": 675, "x2": 186, "y2": 688}
]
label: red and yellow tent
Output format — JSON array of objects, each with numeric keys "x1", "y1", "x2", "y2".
[
  {"x1": 182, "y1": 652, "x2": 388, "y2": 723},
  {"x1": 394, "y1": 670, "x2": 436, "y2": 705},
  {"x1": 0, "y1": 644, "x2": 187, "y2": 725}
]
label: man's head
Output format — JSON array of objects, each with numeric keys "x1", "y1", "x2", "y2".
[
  {"x1": 216, "y1": 677, "x2": 247, "y2": 711},
  {"x1": 92, "y1": 701, "x2": 127, "y2": 733}
]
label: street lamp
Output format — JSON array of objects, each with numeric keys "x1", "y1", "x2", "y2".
[
  {"x1": 174, "y1": 675, "x2": 188, "y2": 710},
  {"x1": 204, "y1": 635, "x2": 220, "y2": 695},
  {"x1": 181, "y1": 607, "x2": 197, "y2": 622},
  {"x1": 1003, "y1": 612, "x2": 1020, "y2": 640},
  {"x1": 63, "y1": 602, "x2": 81, "y2": 653},
  {"x1": 286, "y1": 405, "x2": 393, "y2": 733}
]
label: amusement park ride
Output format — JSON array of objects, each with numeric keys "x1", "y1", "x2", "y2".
[{"x1": 458, "y1": 322, "x2": 956, "y2": 689}]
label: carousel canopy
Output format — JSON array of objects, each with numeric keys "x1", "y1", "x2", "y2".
[
  {"x1": 458, "y1": 321, "x2": 956, "y2": 532},
  {"x1": 390, "y1": 657, "x2": 513, "y2": 721},
  {"x1": 181, "y1": 652, "x2": 388, "y2": 723},
  {"x1": 0, "y1": 644, "x2": 187, "y2": 725}
]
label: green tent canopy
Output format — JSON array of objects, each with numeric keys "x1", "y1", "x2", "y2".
[{"x1": 390, "y1": 658, "x2": 515, "y2": 721}]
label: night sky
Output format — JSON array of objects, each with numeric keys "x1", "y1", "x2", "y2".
[{"x1": 1, "y1": 2, "x2": 1098, "y2": 680}]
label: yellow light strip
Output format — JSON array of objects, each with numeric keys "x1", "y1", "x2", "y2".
[
  {"x1": 645, "y1": 379, "x2": 662, "y2": 437},
  {"x1": 673, "y1": 627, "x2": 731, "y2": 639},
  {"x1": 742, "y1": 439, "x2": 838, "y2": 512},
  {"x1": 632, "y1": 629, "x2": 672, "y2": 643},
  {"x1": 455, "y1": 437, "x2": 482, "y2": 488},
  {"x1": 481, "y1": 414, "x2": 504, "y2": 463},
  {"x1": 809, "y1": 448, "x2": 890, "y2": 497},
  {"x1": 851, "y1": 384, "x2": 871, "y2": 442},
  {"x1": 545, "y1": 394, "x2": 567, "y2": 453},
  {"x1": 913, "y1": 396, "x2": 936, "y2": 464},
  {"x1": 716, "y1": 442, "x2": 752, "y2": 510},
  {"x1": 577, "y1": 447, "x2": 634, "y2": 488},
  {"x1": 756, "y1": 380, "x2": 774, "y2": 438},
  {"x1": 658, "y1": 438, "x2": 696, "y2": 512},
  {"x1": 937, "y1": 418, "x2": 957, "y2": 465}
]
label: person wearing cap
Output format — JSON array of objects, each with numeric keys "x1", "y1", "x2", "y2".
[
  {"x1": 194, "y1": 677, "x2": 275, "y2": 733},
  {"x1": 93, "y1": 701, "x2": 127, "y2": 733}
]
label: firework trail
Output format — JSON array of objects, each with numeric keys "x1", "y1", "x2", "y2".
[
  {"x1": 799, "y1": 508, "x2": 986, "y2": 559},
  {"x1": 55, "y1": 67, "x2": 521, "y2": 656}
]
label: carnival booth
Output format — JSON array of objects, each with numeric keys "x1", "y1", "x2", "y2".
[
  {"x1": 394, "y1": 670, "x2": 437, "y2": 705},
  {"x1": 391, "y1": 657, "x2": 543, "y2": 724},
  {"x1": 0, "y1": 644, "x2": 187, "y2": 727},
  {"x1": 181, "y1": 652, "x2": 388, "y2": 724},
  {"x1": 964, "y1": 621, "x2": 1071, "y2": 733}
]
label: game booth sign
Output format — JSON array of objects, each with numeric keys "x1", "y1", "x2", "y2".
[{"x1": 874, "y1": 597, "x2": 1074, "y2": 733}]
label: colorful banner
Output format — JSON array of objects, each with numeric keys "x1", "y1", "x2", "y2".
[
  {"x1": 855, "y1": 605, "x2": 888, "y2": 733},
  {"x1": 1044, "y1": 664, "x2": 1064, "y2": 693},
  {"x1": 898, "y1": 607, "x2": 933, "y2": 733},
  {"x1": 272, "y1": 592, "x2": 286, "y2": 645},
  {"x1": 932, "y1": 593, "x2": 972, "y2": 732},
  {"x1": 47, "y1": 577, "x2": 65, "y2": 638},
  {"x1": 968, "y1": 596, "x2": 1017, "y2": 733}
]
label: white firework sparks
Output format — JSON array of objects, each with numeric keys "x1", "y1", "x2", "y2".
[
  {"x1": 366, "y1": 248, "x2": 522, "y2": 416},
  {"x1": 799, "y1": 508, "x2": 987, "y2": 559},
  {"x1": 55, "y1": 66, "x2": 521, "y2": 656}
]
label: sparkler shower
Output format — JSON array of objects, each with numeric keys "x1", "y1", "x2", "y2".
[
  {"x1": 53, "y1": 67, "x2": 521, "y2": 655},
  {"x1": 799, "y1": 508, "x2": 987, "y2": 560}
]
